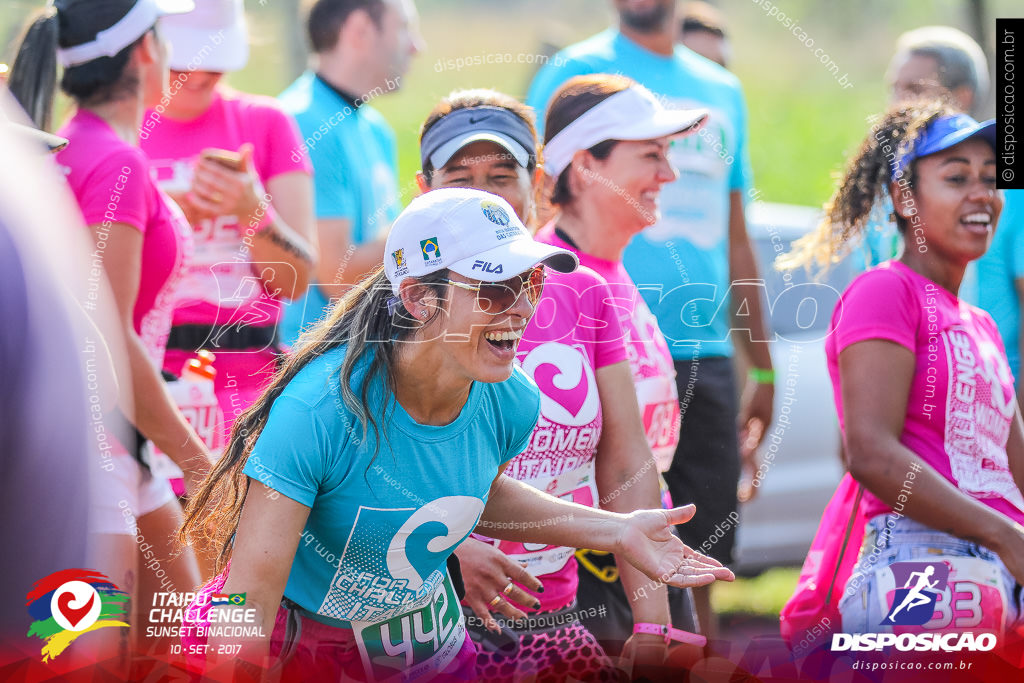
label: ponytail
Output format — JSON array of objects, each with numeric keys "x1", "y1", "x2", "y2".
[
  {"x1": 777, "y1": 101, "x2": 954, "y2": 273},
  {"x1": 8, "y1": 0, "x2": 150, "y2": 131},
  {"x1": 180, "y1": 266, "x2": 451, "y2": 571},
  {"x1": 8, "y1": 8, "x2": 60, "y2": 130}
]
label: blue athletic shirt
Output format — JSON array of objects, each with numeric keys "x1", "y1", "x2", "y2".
[
  {"x1": 241, "y1": 345, "x2": 539, "y2": 673},
  {"x1": 277, "y1": 72, "x2": 401, "y2": 345},
  {"x1": 527, "y1": 30, "x2": 753, "y2": 359},
  {"x1": 965, "y1": 190, "x2": 1023, "y2": 383}
]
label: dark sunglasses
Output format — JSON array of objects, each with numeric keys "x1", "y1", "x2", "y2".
[{"x1": 446, "y1": 267, "x2": 546, "y2": 314}]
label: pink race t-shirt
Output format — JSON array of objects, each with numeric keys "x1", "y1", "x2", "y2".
[
  {"x1": 140, "y1": 88, "x2": 311, "y2": 329},
  {"x1": 486, "y1": 265, "x2": 628, "y2": 611},
  {"x1": 57, "y1": 109, "x2": 192, "y2": 367},
  {"x1": 538, "y1": 223, "x2": 682, "y2": 472},
  {"x1": 826, "y1": 261, "x2": 1021, "y2": 524}
]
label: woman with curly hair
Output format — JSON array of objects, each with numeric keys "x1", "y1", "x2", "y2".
[{"x1": 781, "y1": 101, "x2": 1024, "y2": 634}]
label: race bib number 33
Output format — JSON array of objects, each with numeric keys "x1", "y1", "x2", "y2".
[{"x1": 875, "y1": 556, "x2": 1006, "y2": 634}]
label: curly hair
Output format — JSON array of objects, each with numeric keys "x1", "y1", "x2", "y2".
[{"x1": 777, "y1": 100, "x2": 956, "y2": 272}]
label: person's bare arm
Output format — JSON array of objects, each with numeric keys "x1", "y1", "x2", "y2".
[
  {"x1": 727, "y1": 190, "x2": 773, "y2": 500},
  {"x1": 313, "y1": 218, "x2": 386, "y2": 301},
  {"x1": 96, "y1": 222, "x2": 211, "y2": 494},
  {"x1": 188, "y1": 147, "x2": 317, "y2": 300},
  {"x1": 841, "y1": 339, "x2": 1024, "y2": 582},
  {"x1": 593, "y1": 361, "x2": 673, "y2": 660},
  {"x1": 207, "y1": 481, "x2": 310, "y2": 670},
  {"x1": 1007, "y1": 403, "x2": 1024, "y2": 498},
  {"x1": 248, "y1": 171, "x2": 317, "y2": 300},
  {"x1": 593, "y1": 362, "x2": 671, "y2": 623},
  {"x1": 478, "y1": 469, "x2": 733, "y2": 589}
]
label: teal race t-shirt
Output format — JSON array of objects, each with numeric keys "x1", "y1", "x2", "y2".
[
  {"x1": 242, "y1": 345, "x2": 539, "y2": 677},
  {"x1": 528, "y1": 29, "x2": 753, "y2": 359},
  {"x1": 966, "y1": 190, "x2": 1024, "y2": 382},
  {"x1": 277, "y1": 72, "x2": 401, "y2": 345}
]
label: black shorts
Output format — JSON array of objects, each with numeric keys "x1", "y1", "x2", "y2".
[{"x1": 662, "y1": 356, "x2": 741, "y2": 565}]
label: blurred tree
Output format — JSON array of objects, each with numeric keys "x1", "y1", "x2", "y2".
[{"x1": 280, "y1": 0, "x2": 308, "y2": 80}]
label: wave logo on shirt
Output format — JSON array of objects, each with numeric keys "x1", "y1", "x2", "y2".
[
  {"x1": 882, "y1": 562, "x2": 949, "y2": 625},
  {"x1": 386, "y1": 496, "x2": 484, "y2": 593},
  {"x1": 522, "y1": 343, "x2": 599, "y2": 427},
  {"x1": 26, "y1": 569, "x2": 129, "y2": 661}
]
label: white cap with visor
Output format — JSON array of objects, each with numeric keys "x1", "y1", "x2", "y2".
[
  {"x1": 57, "y1": 0, "x2": 195, "y2": 68},
  {"x1": 384, "y1": 188, "x2": 578, "y2": 296},
  {"x1": 543, "y1": 84, "x2": 709, "y2": 176}
]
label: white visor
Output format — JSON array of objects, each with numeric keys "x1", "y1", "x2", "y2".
[
  {"x1": 543, "y1": 85, "x2": 709, "y2": 176},
  {"x1": 57, "y1": 0, "x2": 195, "y2": 68},
  {"x1": 161, "y1": 0, "x2": 248, "y2": 72}
]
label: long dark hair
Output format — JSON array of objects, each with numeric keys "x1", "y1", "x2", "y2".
[
  {"x1": 180, "y1": 266, "x2": 450, "y2": 572},
  {"x1": 8, "y1": 0, "x2": 149, "y2": 130}
]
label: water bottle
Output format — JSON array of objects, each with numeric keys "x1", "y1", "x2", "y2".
[{"x1": 151, "y1": 350, "x2": 225, "y2": 495}]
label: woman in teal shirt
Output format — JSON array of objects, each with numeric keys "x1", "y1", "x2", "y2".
[{"x1": 180, "y1": 188, "x2": 733, "y2": 681}]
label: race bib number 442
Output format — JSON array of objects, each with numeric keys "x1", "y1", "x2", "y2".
[{"x1": 352, "y1": 574, "x2": 465, "y2": 683}]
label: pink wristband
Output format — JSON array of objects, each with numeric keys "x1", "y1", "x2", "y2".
[{"x1": 633, "y1": 622, "x2": 707, "y2": 647}]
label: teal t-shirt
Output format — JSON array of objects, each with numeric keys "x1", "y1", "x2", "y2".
[
  {"x1": 241, "y1": 345, "x2": 538, "y2": 674},
  {"x1": 277, "y1": 72, "x2": 401, "y2": 345},
  {"x1": 527, "y1": 30, "x2": 753, "y2": 359},
  {"x1": 965, "y1": 190, "x2": 1023, "y2": 383}
]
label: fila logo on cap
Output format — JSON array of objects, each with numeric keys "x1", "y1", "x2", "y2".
[
  {"x1": 472, "y1": 260, "x2": 504, "y2": 274},
  {"x1": 420, "y1": 237, "x2": 442, "y2": 265}
]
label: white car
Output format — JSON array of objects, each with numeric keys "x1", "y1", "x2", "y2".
[{"x1": 732, "y1": 202, "x2": 859, "y2": 575}]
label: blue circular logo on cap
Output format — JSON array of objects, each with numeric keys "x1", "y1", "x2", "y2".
[{"x1": 481, "y1": 200, "x2": 510, "y2": 227}]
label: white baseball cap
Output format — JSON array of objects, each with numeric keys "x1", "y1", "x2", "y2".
[
  {"x1": 543, "y1": 83, "x2": 709, "y2": 176},
  {"x1": 57, "y1": 0, "x2": 195, "y2": 68},
  {"x1": 161, "y1": 0, "x2": 248, "y2": 72},
  {"x1": 384, "y1": 188, "x2": 578, "y2": 295}
]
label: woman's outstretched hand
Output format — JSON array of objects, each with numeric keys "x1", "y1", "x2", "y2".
[{"x1": 616, "y1": 505, "x2": 735, "y2": 588}]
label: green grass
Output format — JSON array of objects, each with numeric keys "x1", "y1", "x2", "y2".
[{"x1": 713, "y1": 567, "x2": 801, "y2": 617}]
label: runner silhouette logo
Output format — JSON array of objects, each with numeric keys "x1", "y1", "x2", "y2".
[{"x1": 882, "y1": 561, "x2": 950, "y2": 625}]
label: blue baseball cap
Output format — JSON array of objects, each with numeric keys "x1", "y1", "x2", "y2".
[
  {"x1": 421, "y1": 106, "x2": 536, "y2": 172},
  {"x1": 892, "y1": 114, "x2": 996, "y2": 180}
]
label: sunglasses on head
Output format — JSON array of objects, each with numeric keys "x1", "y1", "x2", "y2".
[{"x1": 446, "y1": 266, "x2": 546, "y2": 314}]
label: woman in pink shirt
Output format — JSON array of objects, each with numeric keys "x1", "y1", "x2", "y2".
[
  {"x1": 537, "y1": 74, "x2": 713, "y2": 664},
  {"x1": 416, "y1": 87, "x2": 726, "y2": 680},
  {"x1": 782, "y1": 102, "x2": 1024, "y2": 636},
  {"x1": 8, "y1": 0, "x2": 211, "y2": 656},
  {"x1": 139, "y1": 0, "x2": 316, "y2": 448}
]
